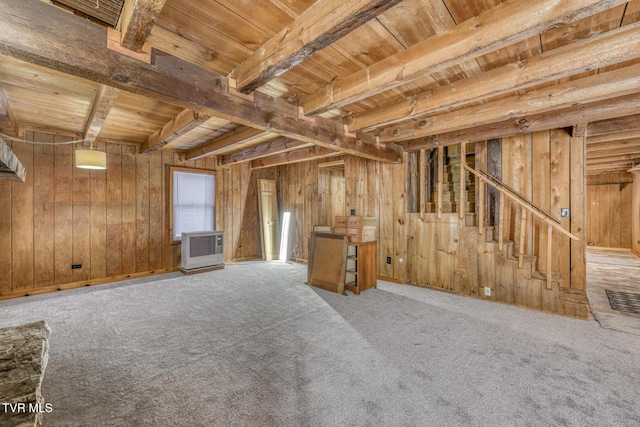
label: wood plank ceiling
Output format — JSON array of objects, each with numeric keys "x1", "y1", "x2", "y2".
[{"x1": 0, "y1": 0, "x2": 639, "y2": 174}]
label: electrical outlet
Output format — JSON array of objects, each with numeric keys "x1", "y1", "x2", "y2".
[
  {"x1": 71, "y1": 264, "x2": 82, "y2": 269},
  {"x1": 386, "y1": 256, "x2": 391, "y2": 265},
  {"x1": 561, "y1": 208, "x2": 569, "y2": 217},
  {"x1": 484, "y1": 286, "x2": 491, "y2": 296}
]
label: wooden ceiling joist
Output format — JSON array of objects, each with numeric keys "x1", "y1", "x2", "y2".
[
  {"x1": 221, "y1": 137, "x2": 312, "y2": 165},
  {"x1": 587, "y1": 154, "x2": 640, "y2": 164},
  {"x1": 250, "y1": 145, "x2": 341, "y2": 169},
  {"x1": 382, "y1": 62, "x2": 640, "y2": 142},
  {"x1": 141, "y1": 109, "x2": 209, "y2": 154},
  {"x1": 398, "y1": 92, "x2": 640, "y2": 151},
  {"x1": 0, "y1": 0, "x2": 400, "y2": 163},
  {"x1": 587, "y1": 113, "x2": 640, "y2": 136},
  {"x1": 586, "y1": 129, "x2": 640, "y2": 144},
  {"x1": 0, "y1": 137, "x2": 26, "y2": 182},
  {"x1": 300, "y1": 0, "x2": 628, "y2": 115},
  {"x1": 586, "y1": 138, "x2": 640, "y2": 152},
  {"x1": 185, "y1": 126, "x2": 265, "y2": 161},
  {"x1": 587, "y1": 145, "x2": 640, "y2": 158},
  {"x1": 231, "y1": 0, "x2": 402, "y2": 93},
  {"x1": 587, "y1": 163, "x2": 635, "y2": 174},
  {"x1": 82, "y1": 85, "x2": 120, "y2": 147},
  {"x1": 348, "y1": 21, "x2": 640, "y2": 132},
  {"x1": 118, "y1": 0, "x2": 167, "y2": 52}
]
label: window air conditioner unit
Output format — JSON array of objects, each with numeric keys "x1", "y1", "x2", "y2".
[{"x1": 180, "y1": 231, "x2": 224, "y2": 274}]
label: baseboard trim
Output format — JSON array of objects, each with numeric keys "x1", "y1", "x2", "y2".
[
  {"x1": 587, "y1": 246, "x2": 631, "y2": 252},
  {"x1": 377, "y1": 275, "x2": 402, "y2": 284},
  {"x1": 0, "y1": 268, "x2": 180, "y2": 301}
]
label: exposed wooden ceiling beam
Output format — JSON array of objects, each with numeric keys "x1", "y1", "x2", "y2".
[
  {"x1": 231, "y1": 0, "x2": 402, "y2": 93},
  {"x1": 0, "y1": 85, "x2": 18, "y2": 137},
  {"x1": 586, "y1": 138, "x2": 640, "y2": 151},
  {"x1": 185, "y1": 127, "x2": 265, "y2": 161},
  {"x1": 573, "y1": 123, "x2": 589, "y2": 138},
  {"x1": 587, "y1": 161, "x2": 635, "y2": 169},
  {"x1": 140, "y1": 109, "x2": 209, "y2": 154},
  {"x1": 398, "y1": 92, "x2": 640, "y2": 151},
  {"x1": 587, "y1": 145, "x2": 640, "y2": 158},
  {"x1": 348, "y1": 22, "x2": 640, "y2": 132},
  {"x1": 381, "y1": 62, "x2": 640, "y2": 142},
  {"x1": 118, "y1": 0, "x2": 167, "y2": 53},
  {"x1": 586, "y1": 162, "x2": 635, "y2": 174},
  {"x1": 587, "y1": 154, "x2": 640, "y2": 164},
  {"x1": 250, "y1": 145, "x2": 341, "y2": 169},
  {"x1": 221, "y1": 137, "x2": 312, "y2": 165},
  {"x1": 82, "y1": 85, "x2": 120, "y2": 147},
  {"x1": 300, "y1": 0, "x2": 627, "y2": 115},
  {"x1": 587, "y1": 113, "x2": 640, "y2": 136},
  {"x1": 0, "y1": 0, "x2": 400, "y2": 164},
  {"x1": 146, "y1": 26, "x2": 230, "y2": 75},
  {"x1": 0, "y1": 137, "x2": 26, "y2": 182},
  {"x1": 586, "y1": 129, "x2": 640, "y2": 144}
]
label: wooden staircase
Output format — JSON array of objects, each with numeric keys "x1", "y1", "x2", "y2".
[
  {"x1": 426, "y1": 153, "x2": 476, "y2": 214},
  {"x1": 481, "y1": 225, "x2": 562, "y2": 289}
]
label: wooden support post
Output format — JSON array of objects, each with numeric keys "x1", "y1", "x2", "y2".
[
  {"x1": 478, "y1": 178, "x2": 484, "y2": 235},
  {"x1": 437, "y1": 146, "x2": 443, "y2": 219},
  {"x1": 419, "y1": 149, "x2": 426, "y2": 214},
  {"x1": 498, "y1": 196, "x2": 504, "y2": 250},
  {"x1": 547, "y1": 224, "x2": 553, "y2": 289},
  {"x1": 460, "y1": 142, "x2": 466, "y2": 219},
  {"x1": 518, "y1": 210, "x2": 527, "y2": 269}
]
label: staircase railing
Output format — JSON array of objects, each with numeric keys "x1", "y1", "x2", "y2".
[{"x1": 463, "y1": 165, "x2": 579, "y2": 289}]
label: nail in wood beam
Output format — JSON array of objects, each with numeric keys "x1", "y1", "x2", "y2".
[{"x1": 83, "y1": 85, "x2": 120, "y2": 147}]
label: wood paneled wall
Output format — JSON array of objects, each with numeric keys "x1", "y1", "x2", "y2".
[
  {"x1": 633, "y1": 173, "x2": 640, "y2": 256},
  {"x1": 275, "y1": 130, "x2": 588, "y2": 317},
  {"x1": 586, "y1": 173, "x2": 633, "y2": 249},
  {"x1": 0, "y1": 131, "x2": 262, "y2": 299},
  {"x1": 275, "y1": 155, "x2": 407, "y2": 279}
]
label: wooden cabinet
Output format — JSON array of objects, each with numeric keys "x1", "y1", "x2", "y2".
[
  {"x1": 344, "y1": 241, "x2": 377, "y2": 295},
  {"x1": 307, "y1": 235, "x2": 377, "y2": 295}
]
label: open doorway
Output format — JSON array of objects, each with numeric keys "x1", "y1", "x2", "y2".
[
  {"x1": 585, "y1": 172, "x2": 640, "y2": 334},
  {"x1": 318, "y1": 161, "x2": 346, "y2": 226}
]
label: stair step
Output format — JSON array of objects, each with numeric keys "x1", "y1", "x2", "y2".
[{"x1": 532, "y1": 269, "x2": 562, "y2": 282}]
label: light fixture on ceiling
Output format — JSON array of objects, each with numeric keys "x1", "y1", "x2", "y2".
[{"x1": 75, "y1": 144, "x2": 107, "y2": 170}]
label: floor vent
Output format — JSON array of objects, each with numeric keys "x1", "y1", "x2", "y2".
[{"x1": 605, "y1": 290, "x2": 640, "y2": 315}]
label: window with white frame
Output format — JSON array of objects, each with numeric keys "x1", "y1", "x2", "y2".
[{"x1": 172, "y1": 168, "x2": 216, "y2": 240}]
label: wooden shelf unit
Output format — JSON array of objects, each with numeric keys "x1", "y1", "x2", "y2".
[{"x1": 344, "y1": 241, "x2": 377, "y2": 295}]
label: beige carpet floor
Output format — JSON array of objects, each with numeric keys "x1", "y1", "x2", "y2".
[{"x1": 1, "y1": 261, "x2": 639, "y2": 426}]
